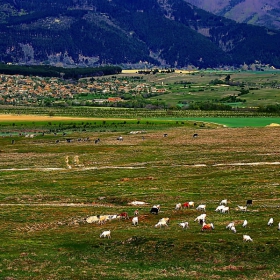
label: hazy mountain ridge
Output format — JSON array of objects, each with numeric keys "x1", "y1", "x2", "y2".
[
  {"x1": 0, "y1": 0, "x2": 280, "y2": 68},
  {"x1": 186, "y1": 0, "x2": 280, "y2": 30}
]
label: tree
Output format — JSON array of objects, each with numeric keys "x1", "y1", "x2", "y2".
[{"x1": 225, "y1": 74, "x2": 231, "y2": 82}]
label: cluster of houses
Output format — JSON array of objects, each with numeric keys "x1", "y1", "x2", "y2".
[{"x1": 0, "y1": 74, "x2": 167, "y2": 106}]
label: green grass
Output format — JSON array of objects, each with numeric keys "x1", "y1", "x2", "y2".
[{"x1": 0, "y1": 119, "x2": 280, "y2": 279}]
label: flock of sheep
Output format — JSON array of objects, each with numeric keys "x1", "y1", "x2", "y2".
[{"x1": 90, "y1": 199, "x2": 279, "y2": 242}]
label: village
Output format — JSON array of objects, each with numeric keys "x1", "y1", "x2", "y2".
[{"x1": 0, "y1": 74, "x2": 167, "y2": 107}]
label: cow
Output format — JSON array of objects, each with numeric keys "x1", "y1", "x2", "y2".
[
  {"x1": 201, "y1": 223, "x2": 214, "y2": 231},
  {"x1": 246, "y1": 200, "x2": 253, "y2": 206},
  {"x1": 118, "y1": 212, "x2": 129, "y2": 220},
  {"x1": 150, "y1": 207, "x2": 159, "y2": 215}
]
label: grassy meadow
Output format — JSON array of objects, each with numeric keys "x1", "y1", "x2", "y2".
[
  {"x1": 136, "y1": 70, "x2": 280, "y2": 108},
  {"x1": 0, "y1": 114, "x2": 280, "y2": 279}
]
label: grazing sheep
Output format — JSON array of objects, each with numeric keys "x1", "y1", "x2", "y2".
[
  {"x1": 108, "y1": 214, "x2": 118, "y2": 220},
  {"x1": 196, "y1": 204, "x2": 206, "y2": 212},
  {"x1": 268, "y1": 218, "x2": 274, "y2": 226},
  {"x1": 98, "y1": 215, "x2": 110, "y2": 225},
  {"x1": 242, "y1": 220, "x2": 248, "y2": 228},
  {"x1": 220, "y1": 199, "x2": 228, "y2": 205},
  {"x1": 243, "y1": 235, "x2": 253, "y2": 242},
  {"x1": 86, "y1": 215, "x2": 99, "y2": 224},
  {"x1": 230, "y1": 226, "x2": 237, "y2": 233},
  {"x1": 178, "y1": 222, "x2": 189, "y2": 229},
  {"x1": 155, "y1": 221, "x2": 168, "y2": 228},
  {"x1": 100, "y1": 230, "x2": 111, "y2": 239},
  {"x1": 189, "y1": 201, "x2": 195, "y2": 207},
  {"x1": 221, "y1": 206, "x2": 229, "y2": 213},
  {"x1": 278, "y1": 222, "x2": 280, "y2": 231},
  {"x1": 175, "y1": 203, "x2": 182, "y2": 210},
  {"x1": 237, "y1": 205, "x2": 247, "y2": 212},
  {"x1": 215, "y1": 205, "x2": 226, "y2": 212},
  {"x1": 132, "y1": 216, "x2": 138, "y2": 226},
  {"x1": 194, "y1": 213, "x2": 206, "y2": 223},
  {"x1": 159, "y1": 217, "x2": 170, "y2": 224},
  {"x1": 226, "y1": 222, "x2": 235, "y2": 230}
]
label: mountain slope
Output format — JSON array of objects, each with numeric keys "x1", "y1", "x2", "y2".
[
  {"x1": 186, "y1": 0, "x2": 280, "y2": 30},
  {"x1": 0, "y1": 0, "x2": 280, "y2": 68}
]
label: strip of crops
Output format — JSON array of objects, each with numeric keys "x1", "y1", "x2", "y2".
[{"x1": 1, "y1": 106, "x2": 279, "y2": 119}]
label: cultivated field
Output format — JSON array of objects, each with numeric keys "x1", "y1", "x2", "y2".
[{"x1": 0, "y1": 116, "x2": 280, "y2": 279}]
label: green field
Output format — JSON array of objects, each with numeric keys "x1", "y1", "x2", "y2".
[
  {"x1": 144, "y1": 70, "x2": 280, "y2": 108},
  {"x1": 0, "y1": 114, "x2": 280, "y2": 279}
]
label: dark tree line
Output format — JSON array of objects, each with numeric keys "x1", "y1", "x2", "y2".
[{"x1": 0, "y1": 64, "x2": 122, "y2": 79}]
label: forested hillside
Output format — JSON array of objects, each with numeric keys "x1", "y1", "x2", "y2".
[{"x1": 1, "y1": 0, "x2": 280, "y2": 68}]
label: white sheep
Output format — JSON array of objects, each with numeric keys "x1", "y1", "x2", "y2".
[
  {"x1": 100, "y1": 230, "x2": 111, "y2": 239},
  {"x1": 159, "y1": 217, "x2": 170, "y2": 224},
  {"x1": 194, "y1": 213, "x2": 206, "y2": 223},
  {"x1": 268, "y1": 218, "x2": 274, "y2": 226},
  {"x1": 108, "y1": 214, "x2": 118, "y2": 220},
  {"x1": 243, "y1": 234, "x2": 253, "y2": 242},
  {"x1": 230, "y1": 226, "x2": 237, "y2": 233},
  {"x1": 98, "y1": 215, "x2": 110, "y2": 225},
  {"x1": 237, "y1": 205, "x2": 247, "y2": 212},
  {"x1": 86, "y1": 215, "x2": 99, "y2": 224},
  {"x1": 196, "y1": 204, "x2": 206, "y2": 212},
  {"x1": 215, "y1": 205, "x2": 226, "y2": 212},
  {"x1": 155, "y1": 221, "x2": 168, "y2": 228},
  {"x1": 221, "y1": 206, "x2": 229, "y2": 213},
  {"x1": 278, "y1": 222, "x2": 280, "y2": 231},
  {"x1": 188, "y1": 201, "x2": 195, "y2": 208},
  {"x1": 132, "y1": 216, "x2": 138, "y2": 226},
  {"x1": 178, "y1": 222, "x2": 189, "y2": 229},
  {"x1": 226, "y1": 222, "x2": 235, "y2": 230},
  {"x1": 175, "y1": 203, "x2": 182, "y2": 210},
  {"x1": 242, "y1": 220, "x2": 248, "y2": 228},
  {"x1": 220, "y1": 199, "x2": 228, "y2": 205}
]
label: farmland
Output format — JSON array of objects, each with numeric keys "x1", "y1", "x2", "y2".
[
  {"x1": 1, "y1": 69, "x2": 280, "y2": 111},
  {"x1": 0, "y1": 113, "x2": 280, "y2": 279}
]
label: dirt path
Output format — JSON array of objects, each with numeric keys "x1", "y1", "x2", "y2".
[{"x1": 1, "y1": 161, "x2": 280, "y2": 172}]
